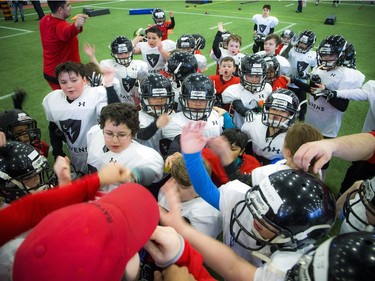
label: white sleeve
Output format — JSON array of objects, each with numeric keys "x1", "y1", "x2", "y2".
[
  {"x1": 270, "y1": 16, "x2": 279, "y2": 28},
  {"x1": 336, "y1": 80, "x2": 375, "y2": 101},
  {"x1": 222, "y1": 85, "x2": 239, "y2": 103}
]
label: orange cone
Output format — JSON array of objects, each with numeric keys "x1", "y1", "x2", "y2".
[{"x1": 0, "y1": 1, "x2": 13, "y2": 21}]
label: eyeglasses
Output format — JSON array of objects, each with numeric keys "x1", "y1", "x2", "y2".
[{"x1": 103, "y1": 131, "x2": 131, "y2": 140}]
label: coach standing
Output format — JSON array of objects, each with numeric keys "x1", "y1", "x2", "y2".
[{"x1": 40, "y1": 1, "x2": 88, "y2": 90}]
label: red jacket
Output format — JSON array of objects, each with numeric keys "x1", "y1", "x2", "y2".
[
  {"x1": 40, "y1": 14, "x2": 82, "y2": 77},
  {"x1": 0, "y1": 173, "x2": 100, "y2": 246}
]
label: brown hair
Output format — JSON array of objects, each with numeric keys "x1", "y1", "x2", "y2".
[
  {"x1": 227, "y1": 34, "x2": 242, "y2": 46},
  {"x1": 285, "y1": 122, "x2": 323, "y2": 174},
  {"x1": 265, "y1": 33, "x2": 282, "y2": 46},
  {"x1": 220, "y1": 56, "x2": 236, "y2": 65},
  {"x1": 171, "y1": 156, "x2": 211, "y2": 188}
]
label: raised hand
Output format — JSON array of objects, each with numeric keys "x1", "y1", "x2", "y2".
[{"x1": 180, "y1": 121, "x2": 207, "y2": 154}]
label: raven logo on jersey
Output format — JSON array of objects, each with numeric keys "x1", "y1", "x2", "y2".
[
  {"x1": 297, "y1": 61, "x2": 309, "y2": 75},
  {"x1": 258, "y1": 24, "x2": 267, "y2": 33},
  {"x1": 122, "y1": 76, "x2": 137, "y2": 92},
  {"x1": 146, "y1": 53, "x2": 160, "y2": 68},
  {"x1": 59, "y1": 119, "x2": 81, "y2": 144}
]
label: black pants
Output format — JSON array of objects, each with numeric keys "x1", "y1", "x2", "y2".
[{"x1": 31, "y1": 1, "x2": 44, "y2": 19}]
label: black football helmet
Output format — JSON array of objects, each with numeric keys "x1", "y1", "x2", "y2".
[
  {"x1": 139, "y1": 73, "x2": 175, "y2": 117},
  {"x1": 343, "y1": 42, "x2": 356, "y2": 69},
  {"x1": 230, "y1": 169, "x2": 336, "y2": 251},
  {"x1": 192, "y1": 34, "x2": 206, "y2": 50},
  {"x1": 110, "y1": 36, "x2": 134, "y2": 67},
  {"x1": 164, "y1": 51, "x2": 198, "y2": 83},
  {"x1": 317, "y1": 35, "x2": 348, "y2": 68},
  {"x1": 0, "y1": 141, "x2": 57, "y2": 203},
  {"x1": 179, "y1": 73, "x2": 216, "y2": 121},
  {"x1": 280, "y1": 29, "x2": 295, "y2": 44},
  {"x1": 285, "y1": 231, "x2": 375, "y2": 281},
  {"x1": 152, "y1": 8, "x2": 166, "y2": 25},
  {"x1": 262, "y1": 55, "x2": 280, "y2": 84},
  {"x1": 239, "y1": 54, "x2": 267, "y2": 93},
  {"x1": 295, "y1": 30, "x2": 316, "y2": 54},
  {"x1": 342, "y1": 176, "x2": 375, "y2": 232},
  {"x1": 177, "y1": 34, "x2": 196, "y2": 52},
  {"x1": 0, "y1": 109, "x2": 41, "y2": 145},
  {"x1": 262, "y1": 89, "x2": 300, "y2": 129}
]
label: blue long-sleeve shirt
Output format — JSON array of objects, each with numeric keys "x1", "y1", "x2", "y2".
[{"x1": 184, "y1": 152, "x2": 221, "y2": 210}]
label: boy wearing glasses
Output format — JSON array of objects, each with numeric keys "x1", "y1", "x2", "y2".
[{"x1": 86, "y1": 103, "x2": 164, "y2": 193}]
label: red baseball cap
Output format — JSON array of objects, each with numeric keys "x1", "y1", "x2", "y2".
[{"x1": 13, "y1": 183, "x2": 159, "y2": 281}]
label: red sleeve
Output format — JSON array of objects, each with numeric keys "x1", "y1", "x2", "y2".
[
  {"x1": 55, "y1": 20, "x2": 82, "y2": 42},
  {"x1": 272, "y1": 76, "x2": 289, "y2": 91},
  {"x1": 0, "y1": 173, "x2": 100, "y2": 246},
  {"x1": 175, "y1": 240, "x2": 217, "y2": 281},
  {"x1": 240, "y1": 154, "x2": 261, "y2": 174},
  {"x1": 368, "y1": 131, "x2": 375, "y2": 163},
  {"x1": 202, "y1": 148, "x2": 229, "y2": 186}
]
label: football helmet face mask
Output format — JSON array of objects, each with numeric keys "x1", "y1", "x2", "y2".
[
  {"x1": 230, "y1": 169, "x2": 336, "y2": 251},
  {"x1": 177, "y1": 34, "x2": 196, "y2": 53},
  {"x1": 285, "y1": 232, "x2": 375, "y2": 281},
  {"x1": 0, "y1": 109, "x2": 41, "y2": 145},
  {"x1": 262, "y1": 55, "x2": 280, "y2": 84},
  {"x1": 317, "y1": 35, "x2": 348, "y2": 69},
  {"x1": 152, "y1": 8, "x2": 166, "y2": 25},
  {"x1": 0, "y1": 141, "x2": 57, "y2": 203},
  {"x1": 110, "y1": 36, "x2": 134, "y2": 67},
  {"x1": 343, "y1": 42, "x2": 356, "y2": 69},
  {"x1": 179, "y1": 73, "x2": 216, "y2": 121},
  {"x1": 295, "y1": 30, "x2": 316, "y2": 54},
  {"x1": 239, "y1": 54, "x2": 267, "y2": 93},
  {"x1": 281, "y1": 29, "x2": 295, "y2": 44},
  {"x1": 342, "y1": 176, "x2": 375, "y2": 232},
  {"x1": 262, "y1": 89, "x2": 300, "y2": 129},
  {"x1": 192, "y1": 34, "x2": 206, "y2": 50},
  {"x1": 164, "y1": 51, "x2": 198, "y2": 84},
  {"x1": 139, "y1": 73, "x2": 175, "y2": 117}
]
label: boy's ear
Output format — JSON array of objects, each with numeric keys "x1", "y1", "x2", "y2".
[{"x1": 283, "y1": 147, "x2": 292, "y2": 158}]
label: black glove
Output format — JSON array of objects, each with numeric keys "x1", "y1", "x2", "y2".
[{"x1": 12, "y1": 89, "x2": 27, "y2": 110}]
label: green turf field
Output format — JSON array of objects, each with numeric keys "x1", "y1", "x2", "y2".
[{"x1": 0, "y1": 0, "x2": 374, "y2": 196}]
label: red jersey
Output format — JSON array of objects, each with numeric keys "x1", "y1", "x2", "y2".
[
  {"x1": 155, "y1": 20, "x2": 174, "y2": 40},
  {"x1": 39, "y1": 14, "x2": 82, "y2": 78},
  {"x1": 209, "y1": 75, "x2": 240, "y2": 111},
  {"x1": 272, "y1": 76, "x2": 289, "y2": 91}
]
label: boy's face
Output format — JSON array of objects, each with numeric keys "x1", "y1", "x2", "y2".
[
  {"x1": 146, "y1": 32, "x2": 161, "y2": 48},
  {"x1": 268, "y1": 108, "x2": 290, "y2": 124},
  {"x1": 227, "y1": 40, "x2": 240, "y2": 56},
  {"x1": 12, "y1": 124, "x2": 30, "y2": 144},
  {"x1": 244, "y1": 74, "x2": 261, "y2": 83},
  {"x1": 264, "y1": 39, "x2": 277, "y2": 55},
  {"x1": 252, "y1": 218, "x2": 278, "y2": 240},
  {"x1": 103, "y1": 120, "x2": 132, "y2": 153},
  {"x1": 23, "y1": 175, "x2": 41, "y2": 190},
  {"x1": 262, "y1": 8, "x2": 270, "y2": 16},
  {"x1": 219, "y1": 61, "x2": 235, "y2": 77},
  {"x1": 58, "y1": 71, "x2": 87, "y2": 101},
  {"x1": 187, "y1": 99, "x2": 208, "y2": 109}
]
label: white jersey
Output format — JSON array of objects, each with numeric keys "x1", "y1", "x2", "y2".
[
  {"x1": 339, "y1": 193, "x2": 374, "y2": 234},
  {"x1": 136, "y1": 40, "x2": 176, "y2": 73},
  {"x1": 195, "y1": 53, "x2": 208, "y2": 72},
  {"x1": 158, "y1": 190, "x2": 223, "y2": 238},
  {"x1": 336, "y1": 80, "x2": 375, "y2": 132},
  {"x1": 162, "y1": 111, "x2": 223, "y2": 140},
  {"x1": 252, "y1": 14, "x2": 279, "y2": 35},
  {"x1": 222, "y1": 83, "x2": 272, "y2": 128},
  {"x1": 135, "y1": 110, "x2": 164, "y2": 154},
  {"x1": 42, "y1": 85, "x2": 108, "y2": 174},
  {"x1": 100, "y1": 59, "x2": 148, "y2": 103},
  {"x1": 241, "y1": 114, "x2": 286, "y2": 162},
  {"x1": 251, "y1": 161, "x2": 291, "y2": 186},
  {"x1": 86, "y1": 125, "x2": 164, "y2": 192},
  {"x1": 305, "y1": 66, "x2": 365, "y2": 137},
  {"x1": 287, "y1": 49, "x2": 317, "y2": 88},
  {"x1": 254, "y1": 250, "x2": 305, "y2": 281}
]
